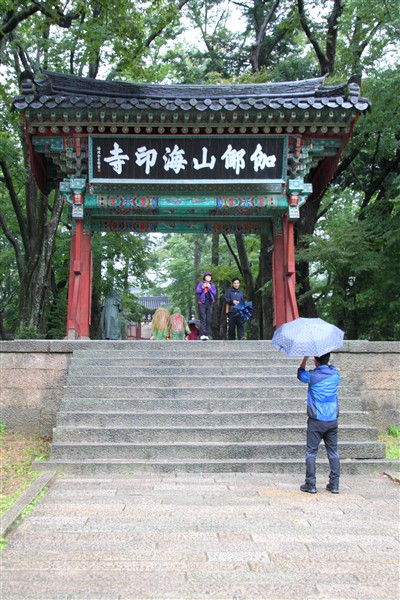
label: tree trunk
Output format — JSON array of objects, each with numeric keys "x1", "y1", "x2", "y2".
[
  {"x1": 211, "y1": 233, "x2": 221, "y2": 339},
  {"x1": 295, "y1": 199, "x2": 321, "y2": 317},
  {"x1": 234, "y1": 233, "x2": 261, "y2": 339},
  {"x1": 256, "y1": 231, "x2": 274, "y2": 339},
  {"x1": 251, "y1": 0, "x2": 281, "y2": 72},
  {"x1": 90, "y1": 243, "x2": 102, "y2": 339},
  {"x1": 0, "y1": 311, "x2": 6, "y2": 340},
  {"x1": 18, "y1": 187, "x2": 65, "y2": 334}
]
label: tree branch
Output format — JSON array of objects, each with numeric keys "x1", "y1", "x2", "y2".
[
  {"x1": 325, "y1": 0, "x2": 344, "y2": 73},
  {"x1": 1, "y1": 1, "x2": 83, "y2": 46},
  {"x1": 1, "y1": 7, "x2": 39, "y2": 40},
  {"x1": 350, "y1": 15, "x2": 382, "y2": 73},
  {"x1": 334, "y1": 147, "x2": 360, "y2": 178},
  {"x1": 0, "y1": 157, "x2": 29, "y2": 253},
  {"x1": 235, "y1": 232, "x2": 254, "y2": 291},
  {"x1": 31, "y1": 1, "x2": 83, "y2": 29},
  {"x1": 143, "y1": 0, "x2": 191, "y2": 49},
  {"x1": 360, "y1": 153, "x2": 400, "y2": 213},
  {"x1": 222, "y1": 234, "x2": 243, "y2": 275},
  {"x1": 0, "y1": 206, "x2": 24, "y2": 279},
  {"x1": 251, "y1": 0, "x2": 281, "y2": 72},
  {"x1": 297, "y1": 0, "x2": 328, "y2": 74}
]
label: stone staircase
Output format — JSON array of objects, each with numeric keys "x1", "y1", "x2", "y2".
[{"x1": 40, "y1": 341, "x2": 391, "y2": 474}]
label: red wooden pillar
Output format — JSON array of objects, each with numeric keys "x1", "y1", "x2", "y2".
[
  {"x1": 66, "y1": 181, "x2": 92, "y2": 339},
  {"x1": 272, "y1": 213, "x2": 299, "y2": 330}
]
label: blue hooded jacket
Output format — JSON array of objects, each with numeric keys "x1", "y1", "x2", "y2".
[{"x1": 297, "y1": 364, "x2": 340, "y2": 422}]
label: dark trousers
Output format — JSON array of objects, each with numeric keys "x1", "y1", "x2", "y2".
[
  {"x1": 228, "y1": 312, "x2": 244, "y2": 340},
  {"x1": 305, "y1": 418, "x2": 340, "y2": 487},
  {"x1": 198, "y1": 303, "x2": 212, "y2": 337}
]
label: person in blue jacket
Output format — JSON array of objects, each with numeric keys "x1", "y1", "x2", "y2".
[
  {"x1": 297, "y1": 353, "x2": 341, "y2": 494},
  {"x1": 225, "y1": 277, "x2": 245, "y2": 340},
  {"x1": 195, "y1": 272, "x2": 217, "y2": 340}
]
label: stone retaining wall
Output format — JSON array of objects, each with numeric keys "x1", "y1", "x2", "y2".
[
  {"x1": 0, "y1": 340, "x2": 399, "y2": 436},
  {"x1": 0, "y1": 343, "x2": 71, "y2": 436},
  {"x1": 333, "y1": 342, "x2": 400, "y2": 433}
]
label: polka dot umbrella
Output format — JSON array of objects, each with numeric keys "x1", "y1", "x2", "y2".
[{"x1": 271, "y1": 317, "x2": 344, "y2": 357}]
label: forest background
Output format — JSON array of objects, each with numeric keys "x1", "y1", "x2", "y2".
[{"x1": 0, "y1": 0, "x2": 399, "y2": 341}]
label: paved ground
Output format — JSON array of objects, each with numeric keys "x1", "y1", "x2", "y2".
[{"x1": 1, "y1": 472, "x2": 399, "y2": 600}]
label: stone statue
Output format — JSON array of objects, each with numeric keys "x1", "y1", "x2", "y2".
[{"x1": 101, "y1": 290, "x2": 122, "y2": 340}]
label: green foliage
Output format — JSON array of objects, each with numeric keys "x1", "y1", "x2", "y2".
[
  {"x1": 298, "y1": 184, "x2": 400, "y2": 339},
  {"x1": 335, "y1": 0, "x2": 400, "y2": 76},
  {"x1": 388, "y1": 426, "x2": 400, "y2": 438},
  {"x1": 378, "y1": 428, "x2": 399, "y2": 460},
  {"x1": 267, "y1": 53, "x2": 318, "y2": 82},
  {"x1": 91, "y1": 232, "x2": 153, "y2": 295},
  {"x1": 14, "y1": 326, "x2": 43, "y2": 340},
  {"x1": 0, "y1": 245, "x2": 19, "y2": 338},
  {"x1": 297, "y1": 64, "x2": 400, "y2": 339},
  {"x1": 120, "y1": 292, "x2": 145, "y2": 324},
  {"x1": 46, "y1": 287, "x2": 68, "y2": 340},
  {"x1": 386, "y1": 446, "x2": 400, "y2": 461},
  {"x1": 150, "y1": 234, "x2": 199, "y2": 319},
  {"x1": 0, "y1": 431, "x2": 50, "y2": 516}
]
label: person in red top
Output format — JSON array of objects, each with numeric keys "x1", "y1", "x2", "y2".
[
  {"x1": 195, "y1": 272, "x2": 217, "y2": 340},
  {"x1": 187, "y1": 320, "x2": 199, "y2": 340}
]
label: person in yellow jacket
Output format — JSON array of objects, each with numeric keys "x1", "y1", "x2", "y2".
[{"x1": 150, "y1": 305, "x2": 170, "y2": 340}]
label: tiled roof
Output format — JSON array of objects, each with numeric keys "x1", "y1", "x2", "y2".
[
  {"x1": 12, "y1": 70, "x2": 370, "y2": 113},
  {"x1": 138, "y1": 296, "x2": 169, "y2": 310}
]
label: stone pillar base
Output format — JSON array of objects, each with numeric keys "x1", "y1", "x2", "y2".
[{"x1": 65, "y1": 329, "x2": 91, "y2": 340}]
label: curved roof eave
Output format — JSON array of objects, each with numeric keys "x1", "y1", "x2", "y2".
[{"x1": 12, "y1": 70, "x2": 371, "y2": 114}]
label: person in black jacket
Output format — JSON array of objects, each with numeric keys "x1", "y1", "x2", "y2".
[{"x1": 225, "y1": 277, "x2": 245, "y2": 340}]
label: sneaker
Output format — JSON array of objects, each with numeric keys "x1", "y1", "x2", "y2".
[
  {"x1": 326, "y1": 483, "x2": 339, "y2": 494},
  {"x1": 300, "y1": 483, "x2": 317, "y2": 494},
  {"x1": 203, "y1": 335, "x2": 209, "y2": 340},
  {"x1": 200, "y1": 335, "x2": 206, "y2": 340}
]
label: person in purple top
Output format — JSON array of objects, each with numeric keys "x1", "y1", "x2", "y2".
[{"x1": 195, "y1": 272, "x2": 217, "y2": 340}]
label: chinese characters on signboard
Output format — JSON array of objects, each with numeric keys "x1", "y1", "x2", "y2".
[{"x1": 89, "y1": 136, "x2": 286, "y2": 183}]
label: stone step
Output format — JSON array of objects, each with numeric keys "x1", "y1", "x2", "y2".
[
  {"x1": 67, "y1": 365, "x2": 304, "y2": 377},
  {"x1": 59, "y1": 396, "x2": 363, "y2": 412},
  {"x1": 48, "y1": 344, "x2": 383, "y2": 475},
  {"x1": 56, "y1": 410, "x2": 372, "y2": 428},
  {"x1": 65, "y1": 375, "x2": 315, "y2": 388},
  {"x1": 50, "y1": 441, "x2": 386, "y2": 461},
  {"x1": 69, "y1": 346, "x2": 341, "y2": 360},
  {"x1": 34, "y1": 457, "x2": 397, "y2": 475},
  {"x1": 70, "y1": 357, "x2": 301, "y2": 367},
  {"x1": 61, "y1": 385, "x2": 357, "y2": 400},
  {"x1": 52, "y1": 425, "x2": 378, "y2": 444},
  {"x1": 70, "y1": 341, "x2": 283, "y2": 354}
]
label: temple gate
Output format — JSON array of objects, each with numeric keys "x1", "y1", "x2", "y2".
[{"x1": 13, "y1": 71, "x2": 370, "y2": 339}]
